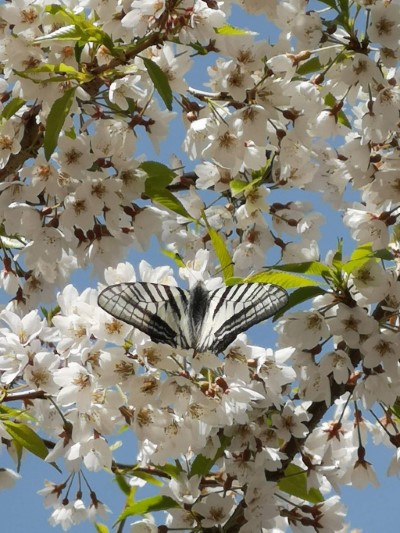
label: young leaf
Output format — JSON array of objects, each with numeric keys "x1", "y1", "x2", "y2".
[
  {"x1": 273, "y1": 286, "x2": 327, "y2": 320},
  {"x1": 162, "y1": 250, "x2": 186, "y2": 268},
  {"x1": 34, "y1": 24, "x2": 84, "y2": 42},
  {"x1": 230, "y1": 176, "x2": 263, "y2": 196},
  {"x1": 1, "y1": 98, "x2": 25, "y2": 120},
  {"x1": 94, "y1": 524, "x2": 109, "y2": 533},
  {"x1": 44, "y1": 88, "x2": 75, "y2": 160},
  {"x1": 278, "y1": 464, "x2": 324, "y2": 504},
  {"x1": 203, "y1": 216, "x2": 234, "y2": 280},
  {"x1": 268, "y1": 261, "x2": 332, "y2": 278},
  {"x1": 215, "y1": 24, "x2": 252, "y2": 35},
  {"x1": 296, "y1": 56, "x2": 323, "y2": 76},
  {"x1": 190, "y1": 453, "x2": 215, "y2": 477},
  {"x1": 143, "y1": 162, "x2": 193, "y2": 219},
  {"x1": 141, "y1": 161, "x2": 176, "y2": 187},
  {"x1": 117, "y1": 496, "x2": 179, "y2": 521},
  {"x1": 245, "y1": 271, "x2": 319, "y2": 288},
  {"x1": 341, "y1": 243, "x2": 393, "y2": 274},
  {"x1": 143, "y1": 58, "x2": 173, "y2": 111},
  {"x1": 130, "y1": 470, "x2": 163, "y2": 487},
  {"x1": 4, "y1": 421, "x2": 48, "y2": 460}
]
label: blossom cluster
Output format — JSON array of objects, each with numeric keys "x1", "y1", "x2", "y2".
[{"x1": 0, "y1": 0, "x2": 398, "y2": 531}]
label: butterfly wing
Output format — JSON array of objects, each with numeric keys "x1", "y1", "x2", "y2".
[
  {"x1": 196, "y1": 283, "x2": 288, "y2": 353},
  {"x1": 98, "y1": 282, "x2": 192, "y2": 349}
]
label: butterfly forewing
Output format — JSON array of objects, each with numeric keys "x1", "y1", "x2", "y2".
[
  {"x1": 98, "y1": 282, "x2": 192, "y2": 348},
  {"x1": 196, "y1": 283, "x2": 288, "y2": 353}
]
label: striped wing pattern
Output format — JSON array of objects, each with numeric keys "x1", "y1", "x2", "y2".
[
  {"x1": 98, "y1": 282, "x2": 192, "y2": 348},
  {"x1": 197, "y1": 283, "x2": 288, "y2": 353},
  {"x1": 98, "y1": 281, "x2": 288, "y2": 353}
]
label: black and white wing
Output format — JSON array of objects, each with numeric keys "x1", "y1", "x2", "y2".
[
  {"x1": 196, "y1": 283, "x2": 288, "y2": 353},
  {"x1": 98, "y1": 282, "x2": 192, "y2": 349}
]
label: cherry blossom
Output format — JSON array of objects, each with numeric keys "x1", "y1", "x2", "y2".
[{"x1": 0, "y1": 0, "x2": 398, "y2": 531}]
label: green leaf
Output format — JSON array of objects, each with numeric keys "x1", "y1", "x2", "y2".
[
  {"x1": 15, "y1": 63, "x2": 87, "y2": 83},
  {"x1": 143, "y1": 58, "x2": 173, "y2": 111},
  {"x1": 40, "y1": 304, "x2": 60, "y2": 326},
  {"x1": 44, "y1": 88, "x2": 75, "y2": 160},
  {"x1": 206, "y1": 225, "x2": 234, "y2": 281},
  {"x1": 337, "y1": 111, "x2": 351, "y2": 129},
  {"x1": 114, "y1": 473, "x2": 132, "y2": 496},
  {"x1": 268, "y1": 261, "x2": 332, "y2": 278},
  {"x1": 130, "y1": 470, "x2": 163, "y2": 487},
  {"x1": 162, "y1": 250, "x2": 186, "y2": 268},
  {"x1": 274, "y1": 286, "x2": 327, "y2": 320},
  {"x1": 148, "y1": 189, "x2": 193, "y2": 219},
  {"x1": 341, "y1": 243, "x2": 393, "y2": 274},
  {"x1": 245, "y1": 271, "x2": 319, "y2": 288},
  {"x1": 278, "y1": 464, "x2": 324, "y2": 504},
  {"x1": 190, "y1": 434, "x2": 230, "y2": 477},
  {"x1": 296, "y1": 56, "x2": 323, "y2": 76},
  {"x1": 4, "y1": 421, "x2": 48, "y2": 460},
  {"x1": 215, "y1": 24, "x2": 251, "y2": 35},
  {"x1": 34, "y1": 24, "x2": 84, "y2": 42},
  {"x1": 349, "y1": 243, "x2": 373, "y2": 261},
  {"x1": 1, "y1": 98, "x2": 25, "y2": 120},
  {"x1": 13, "y1": 439, "x2": 23, "y2": 472},
  {"x1": 332, "y1": 238, "x2": 343, "y2": 269},
  {"x1": 154, "y1": 462, "x2": 182, "y2": 479},
  {"x1": 141, "y1": 161, "x2": 176, "y2": 187},
  {"x1": 390, "y1": 399, "x2": 400, "y2": 419},
  {"x1": 45, "y1": 4, "x2": 84, "y2": 22},
  {"x1": 117, "y1": 496, "x2": 179, "y2": 521},
  {"x1": 43, "y1": 5, "x2": 114, "y2": 50},
  {"x1": 230, "y1": 176, "x2": 263, "y2": 196},
  {"x1": 374, "y1": 248, "x2": 395, "y2": 260},
  {"x1": 0, "y1": 235, "x2": 27, "y2": 249},
  {"x1": 190, "y1": 454, "x2": 215, "y2": 477},
  {"x1": 323, "y1": 93, "x2": 351, "y2": 129},
  {"x1": 94, "y1": 523, "x2": 109, "y2": 533},
  {"x1": 143, "y1": 162, "x2": 193, "y2": 219}
]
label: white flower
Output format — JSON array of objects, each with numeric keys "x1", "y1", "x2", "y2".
[
  {"x1": 54, "y1": 135, "x2": 95, "y2": 178},
  {"x1": 168, "y1": 474, "x2": 201, "y2": 505},
  {"x1": 122, "y1": 0, "x2": 166, "y2": 36},
  {"x1": 109, "y1": 75, "x2": 147, "y2": 110},
  {"x1": 0, "y1": 468, "x2": 21, "y2": 490},
  {"x1": 277, "y1": 310, "x2": 329, "y2": 349},
  {"x1": 368, "y1": 2, "x2": 400, "y2": 49},
  {"x1": 130, "y1": 516, "x2": 158, "y2": 533},
  {"x1": 0, "y1": 120, "x2": 22, "y2": 169},
  {"x1": 351, "y1": 455, "x2": 380, "y2": 488},
  {"x1": 192, "y1": 492, "x2": 236, "y2": 528},
  {"x1": 68, "y1": 436, "x2": 112, "y2": 472},
  {"x1": 320, "y1": 349, "x2": 353, "y2": 385},
  {"x1": 23, "y1": 351, "x2": 60, "y2": 393},
  {"x1": 328, "y1": 304, "x2": 378, "y2": 348},
  {"x1": 299, "y1": 366, "x2": 331, "y2": 405},
  {"x1": 362, "y1": 331, "x2": 400, "y2": 375},
  {"x1": 53, "y1": 363, "x2": 95, "y2": 411},
  {"x1": 271, "y1": 401, "x2": 310, "y2": 441}
]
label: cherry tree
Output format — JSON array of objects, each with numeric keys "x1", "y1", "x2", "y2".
[{"x1": 0, "y1": 0, "x2": 399, "y2": 531}]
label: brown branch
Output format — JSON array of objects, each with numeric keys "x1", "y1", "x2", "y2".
[
  {"x1": 0, "y1": 104, "x2": 43, "y2": 182},
  {"x1": 2, "y1": 388, "x2": 48, "y2": 402}
]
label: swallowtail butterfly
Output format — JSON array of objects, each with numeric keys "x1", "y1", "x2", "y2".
[{"x1": 98, "y1": 281, "x2": 288, "y2": 353}]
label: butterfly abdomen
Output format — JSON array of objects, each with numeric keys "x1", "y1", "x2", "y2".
[{"x1": 188, "y1": 282, "x2": 210, "y2": 348}]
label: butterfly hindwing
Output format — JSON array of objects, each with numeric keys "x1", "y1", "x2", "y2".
[
  {"x1": 196, "y1": 283, "x2": 288, "y2": 353},
  {"x1": 98, "y1": 282, "x2": 192, "y2": 348}
]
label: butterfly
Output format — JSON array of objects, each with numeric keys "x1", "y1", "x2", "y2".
[{"x1": 98, "y1": 281, "x2": 288, "y2": 354}]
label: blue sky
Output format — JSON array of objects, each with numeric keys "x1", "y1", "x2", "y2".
[{"x1": 0, "y1": 3, "x2": 398, "y2": 532}]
